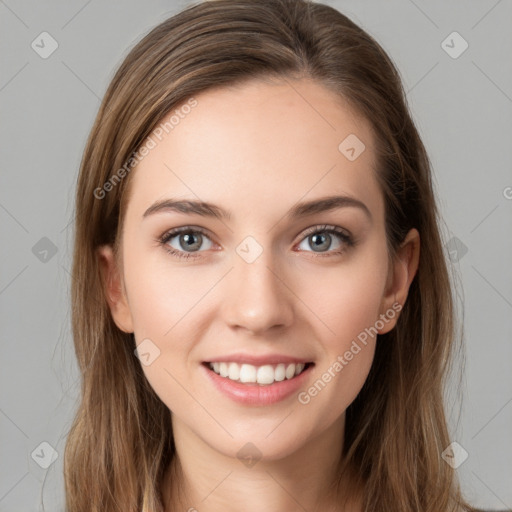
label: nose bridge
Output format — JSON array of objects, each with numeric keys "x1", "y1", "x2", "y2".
[{"x1": 222, "y1": 235, "x2": 294, "y2": 334}]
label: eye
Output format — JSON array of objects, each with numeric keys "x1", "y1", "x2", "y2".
[
  {"x1": 159, "y1": 227, "x2": 214, "y2": 260},
  {"x1": 158, "y1": 224, "x2": 355, "y2": 261},
  {"x1": 296, "y1": 224, "x2": 354, "y2": 256}
]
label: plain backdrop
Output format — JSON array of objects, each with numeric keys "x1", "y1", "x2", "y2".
[{"x1": 0, "y1": 0, "x2": 511, "y2": 510}]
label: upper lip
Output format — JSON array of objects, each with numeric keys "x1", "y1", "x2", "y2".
[{"x1": 204, "y1": 353, "x2": 314, "y2": 366}]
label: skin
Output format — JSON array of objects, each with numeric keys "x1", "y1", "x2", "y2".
[{"x1": 98, "y1": 77, "x2": 420, "y2": 512}]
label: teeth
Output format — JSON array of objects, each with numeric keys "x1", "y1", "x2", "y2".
[{"x1": 208, "y1": 361, "x2": 307, "y2": 385}]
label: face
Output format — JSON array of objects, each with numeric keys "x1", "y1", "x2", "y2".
[{"x1": 99, "y1": 77, "x2": 419, "y2": 462}]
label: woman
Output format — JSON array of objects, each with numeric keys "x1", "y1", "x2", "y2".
[{"x1": 64, "y1": 0, "x2": 489, "y2": 510}]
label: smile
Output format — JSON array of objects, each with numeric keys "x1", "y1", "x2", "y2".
[{"x1": 201, "y1": 360, "x2": 315, "y2": 406}]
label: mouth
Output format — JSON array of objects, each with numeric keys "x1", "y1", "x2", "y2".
[{"x1": 202, "y1": 361, "x2": 315, "y2": 386}]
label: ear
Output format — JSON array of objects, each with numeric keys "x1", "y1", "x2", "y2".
[
  {"x1": 97, "y1": 244, "x2": 134, "y2": 333},
  {"x1": 377, "y1": 228, "x2": 420, "y2": 334}
]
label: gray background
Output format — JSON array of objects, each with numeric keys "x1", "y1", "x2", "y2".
[{"x1": 1, "y1": 0, "x2": 511, "y2": 510}]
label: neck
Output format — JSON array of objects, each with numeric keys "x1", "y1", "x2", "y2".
[{"x1": 162, "y1": 413, "x2": 363, "y2": 512}]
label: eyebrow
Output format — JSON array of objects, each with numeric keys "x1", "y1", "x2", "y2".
[{"x1": 142, "y1": 195, "x2": 372, "y2": 222}]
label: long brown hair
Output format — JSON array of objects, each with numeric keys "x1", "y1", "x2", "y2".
[{"x1": 65, "y1": 1, "x2": 475, "y2": 510}]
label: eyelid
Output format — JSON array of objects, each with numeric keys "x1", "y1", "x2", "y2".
[
  {"x1": 159, "y1": 224, "x2": 352, "y2": 242},
  {"x1": 297, "y1": 224, "x2": 352, "y2": 242}
]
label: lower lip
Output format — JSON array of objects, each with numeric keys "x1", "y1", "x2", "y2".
[{"x1": 201, "y1": 363, "x2": 314, "y2": 406}]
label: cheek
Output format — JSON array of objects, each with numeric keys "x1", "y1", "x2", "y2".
[
  {"x1": 123, "y1": 243, "x2": 211, "y2": 337},
  {"x1": 121, "y1": 246, "x2": 202, "y2": 397},
  {"x1": 294, "y1": 243, "x2": 389, "y2": 349},
  {"x1": 124, "y1": 263, "x2": 205, "y2": 412}
]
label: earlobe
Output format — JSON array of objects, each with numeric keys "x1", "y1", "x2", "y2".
[
  {"x1": 377, "y1": 228, "x2": 420, "y2": 334},
  {"x1": 97, "y1": 244, "x2": 134, "y2": 333}
]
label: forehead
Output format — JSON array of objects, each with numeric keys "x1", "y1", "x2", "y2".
[{"x1": 125, "y1": 77, "x2": 384, "y2": 227}]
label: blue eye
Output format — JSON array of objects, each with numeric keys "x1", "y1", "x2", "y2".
[
  {"x1": 297, "y1": 225, "x2": 354, "y2": 255},
  {"x1": 158, "y1": 224, "x2": 354, "y2": 260},
  {"x1": 159, "y1": 227, "x2": 213, "y2": 260}
]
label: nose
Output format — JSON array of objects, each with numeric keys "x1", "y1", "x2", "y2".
[{"x1": 221, "y1": 245, "x2": 294, "y2": 336}]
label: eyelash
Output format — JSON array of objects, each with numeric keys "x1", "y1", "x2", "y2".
[{"x1": 158, "y1": 224, "x2": 355, "y2": 261}]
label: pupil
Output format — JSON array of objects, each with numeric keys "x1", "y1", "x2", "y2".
[{"x1": 182, "y1": 232, "x2": 201, "y2": 251}]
